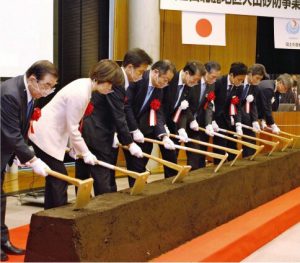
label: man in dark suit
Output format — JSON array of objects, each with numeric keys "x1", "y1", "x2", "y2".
[
  {"x1": 162, "y1": 60, "x2": 205, "y2": 147},
  {"x1": 240, "y1": 64, "x2": 267, "y2": 157},
  {"x1": 1, "y1": 60, "x2": 57, "y2": 261},
  {"x1": 124, "y1": 60, "x2": 177, "y2": 187},
  {"x1": 75, "y1": 48, "x2": 152, "y2": 195},
  {"x1": 213, "y1": 62, "x2": 248, "y2": 162},
  {"x1": 256, "y1": 74, "x2": 293, "y2": 133},
  {"x1": 291, "y1": 75, "x2": 300, "y2": 111},
  {"x1": 184, "y1": 61, "x2": 221, "y2": 169}
]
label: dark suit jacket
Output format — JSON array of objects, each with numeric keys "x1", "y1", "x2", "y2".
[
  {"x1": 125, "y1": 71, "x2": 166, "y2": 138},
  {"x1": 81, "y1": 85, "x2": 133, "y2": 154},
  {"x1": 256, "y1": 80, "x2": 279, "y2": 125},
  {"x1": 214, "y1": 75, "x2": 242, "y2": 127},
  {"x1": 1, "y1": 75, "x2": 35, "y2": 171},
  {"x1": 239, "y1": 84, "x2": 258, "y2": 124},
  {"x1": 186, "y1": 80, "x2": 215, "y2": 127},
  {"x1": 162, "y1": 72, "x2": 190, "y2": 133}
]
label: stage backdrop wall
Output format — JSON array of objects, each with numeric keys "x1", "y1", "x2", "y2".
[{"x1": 113, "y1": 0, "x2": 257, "y2": 72}]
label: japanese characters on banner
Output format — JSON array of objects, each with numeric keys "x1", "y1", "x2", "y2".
[
  {"x1": 274, "y1": 18, "x2": 300, "y2": 49},
  {"x1": 182, "y1": 12, "x2": 226, "y2": 46},
  {"x1": 160, "y1": 0, "x2": 300, "y2": 19}
]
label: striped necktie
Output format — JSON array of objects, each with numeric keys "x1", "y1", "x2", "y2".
[{"x1": 140, "y1": 86, "x2": 154, "y2": 112}]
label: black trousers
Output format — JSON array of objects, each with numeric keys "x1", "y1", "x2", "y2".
[
  {"x1": 1, "y1": 169, "x2": 9, "y2": 244},
  {"x1": 124, "y1": 139, "x2": 177, "y2": 187},
  {"x1": 75, "y1": 149, "x2": 117, "y2": 196},
  {"x1": 213, "y1": 119, "x2": 237, "y2": 163},
  {"x1": 109, "y1": 148, "x2": 119, "y2": 189},
  {"x1": 186, "y1": 129, "x2": 209, "y2": 170},
  {"x1": 31, "y1": 143, "x2": 68, "y2": 209},
  {"x1": 241, "y1": 115, "x2": 256, "y2": 158}
]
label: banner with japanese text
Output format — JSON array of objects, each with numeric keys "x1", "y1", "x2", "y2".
[
  {"x1": 274, "y1": 18, "x2": 300, "y2": 49},
  {"x1": 161, "y1": 0, "x2": 300, "y2": 19}
]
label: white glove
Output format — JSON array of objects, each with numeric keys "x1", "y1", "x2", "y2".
[
  {"x1": 189, "y1": 120, "x2": 199, "y2": 131},
  {"x1": 252, "y1": 121, "x2": 261, "y2": 133},
  {"x1": 271, "y1": 123, "x2": 280, "y2": 134},
  {"x1": 205, "y1": 124, "x2": 214, "y2": 137},
  {"x1": 112, "y1": 133, "x2": 119, "y2": 148},
  {"x1": 27, "y1": 158, "x2": 49, "y2": 177},
  {"x1": 68, "y1": 148, "x2": 78, "y2": 160},
  {"x1": 164, "y1": 125, "x2": 170, "y2": 136},
  {"x1": 132, "y1": 129, "x2": 144, "y2": 143},
  {"x1": 82, "y1": 151, "x2": 97, "y2": 165},
  {"x1": 13, "y1": 157, "x2": 26, "y2": 167},
  {"x1": 235, "y1": 122, "x2": 243, "y2": 136},
  {"x1": 129, "y1": 142, "x2": 143, "y2": 158},
  {"x1": 162, "y1": 136, "x2": 176, "y2": 150},
  {"x1": 178, "y1": 128, "x2": 189, "y2": 143},
  {"x1": 260, "y1": 119, "x2": 267, "y2": 130},
  {"x1": 212, "y1": 120, "x2": 219, "y2": 132}
]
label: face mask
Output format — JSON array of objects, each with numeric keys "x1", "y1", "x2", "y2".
[
  {"x1": 131, "y1": 68, "x2": 143, "y2": 82},
  {"x1": 31, "y1": 80, "x2": 54, "y2": 97}
]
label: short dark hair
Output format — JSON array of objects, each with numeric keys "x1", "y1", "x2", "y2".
[
  {"x1": 122, "y1": 48, "x2": 153, "y2": 68},
  {"x1": 151, "y1": 60, "x2": 176, "y2": 76},
  {"x1": 183, "y1": 61, "x2": 206, "y2": 76},
  {"x1": 26, "y1": 60, "x2": 58, "y2": 80},
  {"x1": 205, "y1": 61, "x2": 221, "y2": 73},
  {"x1": 248, "y1": 63, "x2": 267, "y2": 77},
  {"x1": 89, "y1": 59, "x2": 124, "y2": 87},
  {"x1": 229, "y1": 62, "x2": 248, "y2": 77},
  {"x1": 277, "y1": 73, "x2": 293, "y2": 91}
]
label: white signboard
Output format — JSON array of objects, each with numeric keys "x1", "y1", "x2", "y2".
[
  {"x1": 161, "y1": 0, "x2": 300, "y2": 19},
  {"x1": 274, "y1": 18, "x2": 300, "y2": 49},
  {"x1": 0, "y1": 0, "x2": 54, "y2": 77}
]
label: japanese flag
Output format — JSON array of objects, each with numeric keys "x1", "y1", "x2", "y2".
[{"x1": 182, "y1": 11, "x2": 226, "y2": 46}]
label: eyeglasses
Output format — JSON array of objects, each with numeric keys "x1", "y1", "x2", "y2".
[
  {"x1": 35, "y1": 80, "x2": 56, "y2": 96},
  {"x1": 37, "y1": 80, "x2": 57, "y2": 90}
]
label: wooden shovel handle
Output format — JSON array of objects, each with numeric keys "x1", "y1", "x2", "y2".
[
  {"x1": 120, "y1": 144, "x2": 184, "y2": 171},
  {"x1": 198, "y1": 127, "x2": 260, "y2": 150},
  {"x1": 144, "y1": 137, "x2": 226, "y2": 160},
  {"x1": 169, "y1": 133, "x2": 241, "y2": 155},
  {"x1": 94, "y1": 159, "x2": 148, "y2": 179},
  {"x1": 45, "y1": 168, "x2": 81, "y2": 187},
  {"x1": 219, "y1": 127, "x2": 278, "y2": 147}
]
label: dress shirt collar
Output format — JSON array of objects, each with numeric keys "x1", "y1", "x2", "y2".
[
  {"x1": 24, "y1": 74, "x2": 33, "y2": 103},
  {"x1": 121, "y1": 67, "x2": 129, "y2": 90},
  {"x1": 227, "y1": 74, "x2": 233, "y2": 89},
  {"x1": 178, "y1": 70, "x2": 184, "y2": 86}
]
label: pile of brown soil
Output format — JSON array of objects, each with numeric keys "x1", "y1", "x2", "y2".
[{"x1": 25, "y1": 150, "x2": 300, "y2": 262}]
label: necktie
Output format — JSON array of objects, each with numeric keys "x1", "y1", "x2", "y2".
[
  {"x1": 26, "y1": 99, "x2": 34, "y2": 120},
  {"x1": 199, "y1": 82, "x2": 206, "y2": 104},
  {"x1": 227, "y1": 85, "x2": 232, "y2": 98},
  {"x1": 242, "y1": 84, "x2": 249, "y2": 100},
  {"x1": 174, "y1": 85, "x2": 184, "y2": 109},
  {"x1": 140, "y1": 86, "x2": 154, "y2": 112}
]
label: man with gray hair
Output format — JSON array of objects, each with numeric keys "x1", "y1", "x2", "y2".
[{"x1": 256, "y1": 73, "x2": 293, "y2": 134}]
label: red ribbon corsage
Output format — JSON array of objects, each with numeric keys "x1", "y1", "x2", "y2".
[
  {"x1": 29, "y1": 108, "x2": 41, "y2": 133},
  {"x1": 79, "y1": 102, "x2": 94, "y2": 132},
  {"x1": 149, "y1": 99, "x2": 161, "y2": 126},
  {"x1": 84, "y1": 102, "x2": 94, "y2": 116},
  {"x1": 204, "y1": 91, "x2": 216, "y2": 110},
  {"x1": 230, "y1": 96, "x2": 240, "y2": 115},
  {"x1": 150, "y1": 99, "x2": 161, "y2": 111}
]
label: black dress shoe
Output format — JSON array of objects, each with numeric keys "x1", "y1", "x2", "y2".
[
  {"x1": 1, "y1": 249, "x2": 8, "y2": 261},
  {"x1": 1, "y1": 240, "x2": 25, "y2": 255}
]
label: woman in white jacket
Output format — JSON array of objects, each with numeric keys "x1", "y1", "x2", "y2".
[{"x1": 29, "y1": 59, "x2": 124, "y2": 209}]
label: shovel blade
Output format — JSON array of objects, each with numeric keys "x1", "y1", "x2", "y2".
[
  {"x1": 172, "y1": 165, "x2": 191, "y2": 184},
  {"x1": 130, "y1": 172, "x2": 150, "y2": 195},
  {"x1": 73, "y1": 178, "x2": 94, "y2": 210}
]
